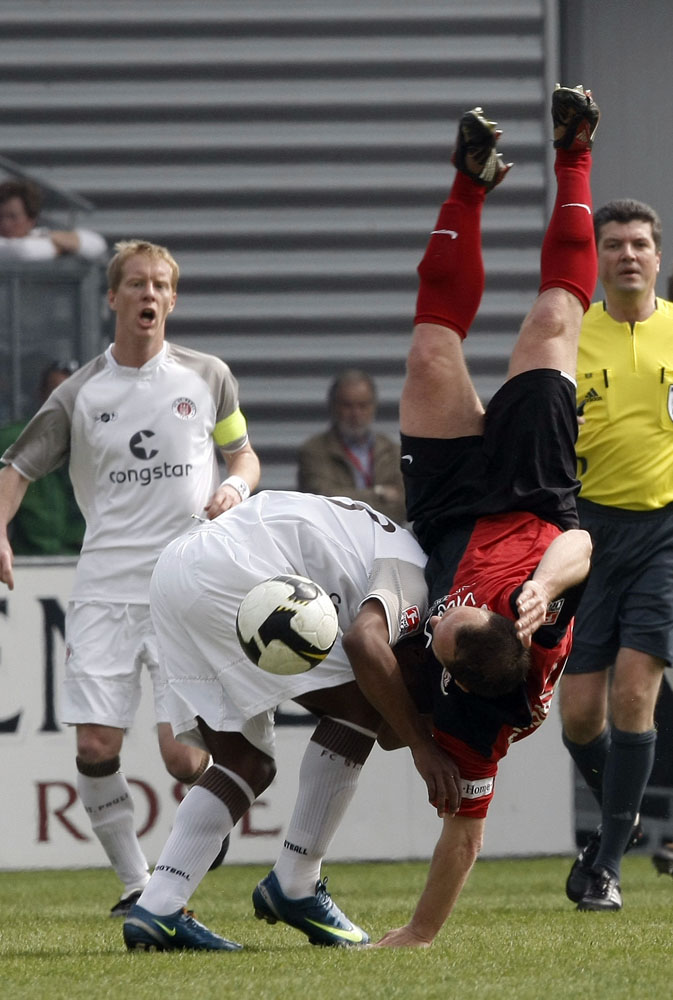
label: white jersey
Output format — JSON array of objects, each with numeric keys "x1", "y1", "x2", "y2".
[
  {"x1": 150, "y1": 490, "x2": 429, "y2": 729},
  {"x1": 2, "y1": 342, "x2": 248, "y2": 602}
]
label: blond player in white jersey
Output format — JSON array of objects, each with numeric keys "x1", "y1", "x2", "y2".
[
  {"x1": 121, "y1": 489, "x2": 461, "y2": 952},
  {"x1": 0, "y1": 240, "x2": 260, "y2": 915}
]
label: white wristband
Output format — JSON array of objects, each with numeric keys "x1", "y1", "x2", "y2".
[{"x1": 221, "y1": 475, "x2": 250, "y2": 502}]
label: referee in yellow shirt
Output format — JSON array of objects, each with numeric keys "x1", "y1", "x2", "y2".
[{"x1": 560, "y1": 199, "x2": 673, "y2": 910}]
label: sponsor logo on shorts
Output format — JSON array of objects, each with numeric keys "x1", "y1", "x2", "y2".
[
  {"x1": 544, "y1": 598, "x2": 564, "y2": 625},
  {"x1": 172, "y1": 396, "x2": 197, "y2": 420},
  {"x1": 400, "y1": 605, "x2": 421, "y2": 633},
  {"x1": 461, "y1": 776, "x2": 494, "y2": 799}
]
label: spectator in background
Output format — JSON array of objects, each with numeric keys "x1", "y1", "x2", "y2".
[
  {"x1": 0, "y1": 359, "x2": 84, "y2": 555},
  {"x1": 0, "y1": 178, "x2": 106, "y2": 262},
  {"x1": 297, "y1": 369, "x2": 406, "y2": 524}
]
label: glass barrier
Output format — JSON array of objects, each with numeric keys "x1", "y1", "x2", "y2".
[{"x1": 0, "y1": 258, "x2": 109, "y2": 422}]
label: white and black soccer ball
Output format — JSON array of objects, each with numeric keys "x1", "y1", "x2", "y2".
[{"x1": 236, "y1": 574, "x2": 339, "y2": 675}]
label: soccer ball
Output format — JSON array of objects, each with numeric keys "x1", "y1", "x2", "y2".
[{"x1": 236, "y1": 574, "x2": 339, "y2": 675}]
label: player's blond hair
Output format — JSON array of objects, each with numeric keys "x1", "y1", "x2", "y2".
[{"x1": 107, "y1": 240, "x2": 180, "y2": 292}]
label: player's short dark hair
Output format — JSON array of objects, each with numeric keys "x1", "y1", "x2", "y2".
[
  {"x1": 446, "y1": 614, "x2": 531, "y2": 698},
  {"x1": 594, "y1": 199, "x2": 662, "y2": 252},
  {"x1": 0, "y1": 177, "x2": 43, "y2": 220}
]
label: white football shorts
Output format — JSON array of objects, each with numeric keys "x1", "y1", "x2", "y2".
[
  {"x1": 149, "y1": 524, "x2": 356, "y2": 757},
  {"x1": 61, "y1": 601, "x2": 170, "y2": 729}
]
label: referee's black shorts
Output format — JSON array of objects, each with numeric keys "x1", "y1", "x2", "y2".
[{"x1": 565, "y1": 498, "x2": 673, "y2": 671}]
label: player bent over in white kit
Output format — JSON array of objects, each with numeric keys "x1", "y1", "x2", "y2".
[{"x1": 123, "y1": 490, "x2": 461, "y2": 951}]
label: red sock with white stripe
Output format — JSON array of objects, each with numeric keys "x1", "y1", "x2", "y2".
[
  {"x1": 539, "y1": 149, "x2": 597, "y2": 310},
  {"x1": 414, "y1": 170, "x2": 487, "y2": 339}
]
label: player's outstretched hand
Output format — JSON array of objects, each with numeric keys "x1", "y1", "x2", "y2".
[
  {"x1": 514, "y1": 579, "x2": 550, "y2": 647},
  {"x1": 370, "y1": 925, "x2": 432, "y2": 949},
  {"x1": 410, "y1": 738, "x2": 462, "y2": 818}
]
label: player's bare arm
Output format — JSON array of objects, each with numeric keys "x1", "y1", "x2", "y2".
[
  {"x1": 203, "y1": 442, "x2": 261, "y2": 517},
  {"x1": 515, "y1": 528, "x2": 592, "y2": 646},
  {"x1": 372, "y1": 813, "x2": 485, "y2": 948},
  {"x1": 343, "y1": 600, "x2": 462, "y2": 817},
  {"x1": 0, "y1": 464, "x2": 31, "y2": 590}
]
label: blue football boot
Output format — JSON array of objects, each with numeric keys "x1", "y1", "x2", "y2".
[
  {"x1": 123, "y1": 903, "x2": 242, "y2": 952},
  {"x1": 252, "y1": 871, "x2": 369, "y2": 947}
]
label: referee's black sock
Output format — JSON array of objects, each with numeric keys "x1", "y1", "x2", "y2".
[
  {"x1": 595, "y1": 727, "x2": 656, "y2": 878},
  {"x1": 562, "y1": 726, "x2": 610, "y2": 805}
]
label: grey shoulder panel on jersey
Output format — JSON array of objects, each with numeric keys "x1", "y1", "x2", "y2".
[
  {"x1": 165, "y1": 342, "x2": 238, "y2": 399},
  {"x1": 365, "y1": 557, "x2": 429, "y2": 645}
]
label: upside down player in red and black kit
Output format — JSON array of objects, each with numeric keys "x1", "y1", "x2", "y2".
[{"x1": 347, "y1": 87, "x2": 601, "y2": 948}]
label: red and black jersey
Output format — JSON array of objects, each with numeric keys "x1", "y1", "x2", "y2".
[{"x1": 425, "y1": 511, "x2": 582, "y2": 818}]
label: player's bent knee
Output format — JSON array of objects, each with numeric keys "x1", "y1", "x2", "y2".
[
  {"x1": 406, "y1": 333, "x2": 453, "y2": 384},
  {"x1": 75, "y1": 724, "x2": 123, "y2": 764},
  {"x1": 193, "y1": 724, "x2": 277, "y2": 795},
  {"x1": 163, "y1": 746, "x2": 209, "y2": 784}
]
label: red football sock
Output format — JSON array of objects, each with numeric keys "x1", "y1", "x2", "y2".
[
  {"x1": 539, "y1": 149, "x2": 597, "y2": 311},
  {"x1": 414, "y1": 171, "x2": 487, "y2": 339}
]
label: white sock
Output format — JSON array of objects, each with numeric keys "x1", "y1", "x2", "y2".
[
  {"x1": 76, "y1": 770, "x2": 149, "y2": 895},
  {"x1": 272, "y1": 718, "x2": 375, "y2": 898},
  {"x1": 139, "y1": 767, "x2": 253, "y2": 915}
]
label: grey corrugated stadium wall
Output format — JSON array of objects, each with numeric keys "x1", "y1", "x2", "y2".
[{"x1": 0, "y1": 0, "x2": 558, "y2": 489}]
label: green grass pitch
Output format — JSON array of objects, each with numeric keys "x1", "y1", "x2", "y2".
[{"x1": 1, "y1": 856, "x2": 670, "y2": 1000}]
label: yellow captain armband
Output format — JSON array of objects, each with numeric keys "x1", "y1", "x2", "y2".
[{"x1": 213, "y1": 407, "x2": 247, "y2": 447}]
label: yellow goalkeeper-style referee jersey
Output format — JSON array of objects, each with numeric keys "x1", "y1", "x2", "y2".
[{"x1": 575, "y1": 298, "x2": 673, "y2": 510}]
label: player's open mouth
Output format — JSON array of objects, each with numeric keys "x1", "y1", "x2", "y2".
[{"x1": 140, "y1": 308, "x2": 156, "y2": 323}]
